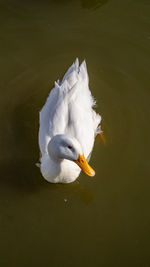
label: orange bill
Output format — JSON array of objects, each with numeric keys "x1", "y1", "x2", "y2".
[{"x1": 74, "y1": 154, "x2": 95, "y2": 177}]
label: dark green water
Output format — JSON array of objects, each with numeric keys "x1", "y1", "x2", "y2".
[{"x1": 0, "y1": 0, "x2": 150, "y2": 266}]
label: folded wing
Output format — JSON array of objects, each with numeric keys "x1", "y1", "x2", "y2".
[{"x1": 39, "y1": 59, "x2": 101, "y2": 158}]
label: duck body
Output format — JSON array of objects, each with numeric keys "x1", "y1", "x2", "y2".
[{"x1": 38, "y1": 59, "x2": 101, "y2": 183}]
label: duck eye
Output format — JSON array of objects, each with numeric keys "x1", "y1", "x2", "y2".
[{"x1": 67, "y1": 145, "x2": 72, "y2": 149}]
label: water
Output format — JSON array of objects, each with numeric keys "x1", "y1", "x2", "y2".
[{"x1": 0, "y1": 0, "x2": 150, "y2": 266}]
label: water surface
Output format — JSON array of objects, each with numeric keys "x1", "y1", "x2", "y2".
[{"x1": 0, "y1": 0, "x2": 150, "y2": 266}]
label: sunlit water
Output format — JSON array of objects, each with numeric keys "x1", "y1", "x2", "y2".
[{"x1": 0, "y1": 0, "x2": 150, "y2": 266}]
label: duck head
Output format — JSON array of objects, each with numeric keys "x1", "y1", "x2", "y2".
[{"x1": 48, "y1": 134, "x2": 95, "y2": 177}]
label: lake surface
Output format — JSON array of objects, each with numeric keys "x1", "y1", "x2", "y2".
[{"x1": 0, "y1": 0, "x2": 150, "y2": 266}]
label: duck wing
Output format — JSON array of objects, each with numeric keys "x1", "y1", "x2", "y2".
[
  {"x1": 39, "y1": 59, "x2": 101, "y2": 158},
  {"x1": 39, "y1": 59, "x2": 79, "y2": 155},
  {"x1": 66, "y1": 60, "x2": 101, "y2": 158}
]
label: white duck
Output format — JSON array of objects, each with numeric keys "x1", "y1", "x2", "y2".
[{"x1": 38, "y1": 59, "x2": 101, "y2": 183}]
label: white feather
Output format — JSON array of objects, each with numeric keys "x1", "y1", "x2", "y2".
[{"x1": 38, "y1": 59, "x2": 101, "y2": 183}]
